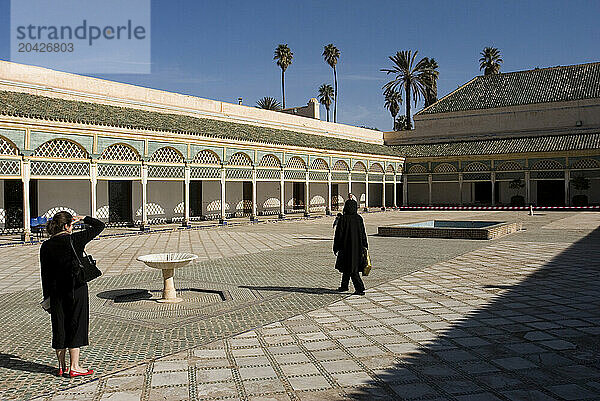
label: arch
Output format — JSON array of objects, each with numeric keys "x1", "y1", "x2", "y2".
[
  {"x1": 385, "y1": 165, "x2": 395, "y2": 174},
  {"x1": 0, "y1": 136, "x2": 19, "y2": 156},
  {"x1": 258, "y1": 154, "x2": 282, "y2": 168},
  {"x1": 263, "y1": 197, "x2": 281, "y2": 208},
  {"x1": 310, "y1": 158, "x2": 329, "y2": 170},
  {"x1": 99, "y1": 143, "x2": 141, "y2": 161},
  {"x1": 571, "y1": 158, "x2": 600, "y2": 170},
  {"x1": 353, "y1": 161, "x2": 367, "y2": 172},
  {"x1": 33, "y1": 139, "x2": 88, "y2": 159},
  {"x1": 433, "y1": 163, "x2": 457, "y2": 173},
  {"x1": 285, "y1": 156, "x2": 307, "y2": 169},
  {"x1": 332, "y1": 160, "x2": 350, "y2": 171},
  {"x1": 43, "y1": 206, "x2": 77, "y2": 219},
  {"x1": 530, "y1": 159, "x2": 563, "y2": 170},
  {"x1": 193, "y1": 149, "x2": 221, "y2": 165},
  {"x1": 135, "y1": 203, "x2": 165, "y2": 217},
  {"x1": 408, "y1": 164, "x2": 427, "y2": 174},
  {"x1": 495, "y1": 161, "x2": 522, "y2": 171},
  {"x1": 369, "y1": 163, "x2": 384, "y2": 173},
  {"x1": 150, "y1": 147, "x2": 185, "y2": 164},
  {"x1": 463, "y1": 162, "x2": 488, "y2": 172},
  {"x1": 228, "y1": 152, "x2": 253, "y2": 167}
]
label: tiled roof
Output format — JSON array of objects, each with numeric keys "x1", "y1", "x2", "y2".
[
  {"x1": 392, "y1": 132, "x2": 600, "y2": 158},
  {"x1": 0, "y1": 90, "x2": 399, "y2": 157},
  {"x1": 419, "y1": 62, "x2": 600, "y2": 115}
]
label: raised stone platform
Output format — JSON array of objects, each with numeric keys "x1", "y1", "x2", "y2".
[{"x1": 378, "y1": 220, "x2": 523, "y2": 240}]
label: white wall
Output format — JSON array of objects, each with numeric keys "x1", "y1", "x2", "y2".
[
  {"x1": 368, "y1": 183, "x2": 383, "y2": 207},
  {"x1": 257, "y1": 182, "x2": 280, "y2": 215},
  {"x1": 432, "y1": 182, "x2": 460, "y2": 204},
  {"x1": 407, "y1": 183, "x2": 428, "y2": 204},
  {"x1": 96, "y1": 180, "x2": 109, "y2": 220},
  {"x1": 202, "y1": 181, "x2": 222, "y2": 217},
  {"x1": 146, "y1": 181, "x2": 183, "y2": 221},
  {"x1": 309, "y1": 182, "x2": 327, "y2": 212},
  {"x1": 225, "y1": 182, "x2": 245, "y2": 215},
  {"x1": 38, "y1": 179, "x2": 91, "y2": 217}
]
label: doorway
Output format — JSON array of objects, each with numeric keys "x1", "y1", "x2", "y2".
[
  {"x1": 108, "y1": 180, "x2": 132, "y2": 223},
  {"x1": 292, "y1": 182, "x2": 305, "y2": 210},
  {"x1": 190, "y1": 181, "x2": 202, "y2": 217},
  {"x1": 474, "y1": 182, "x2": 492, "y2": 204},
  {"x1": 331, "y1": 183, "x2": 339, "y2": 211},
  {"x1": 537, "y1": 180, "x2": 565, "y2": 206},
  {"x1": 4, "y1": 180, "x2": 22, "y2": 229},
  {"x1": 242, "y1": 181, "x2": 252, "y2": 215}
]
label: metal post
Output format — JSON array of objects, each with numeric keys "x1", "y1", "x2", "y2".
[
  {"x1": 393, "y1": 174, "x2": 397, "y2": 208},
  {"x1": 279, "y1": 169, "x2": 285, "y2": 218},
  {"x1": 21, "y1": 160, "x2": 31, "y2": 241},
  {"x1": 327, "y1": 170, "x2": 332, "y2": 215},
  {"x1": 90, "y1": 162, "x2": 98, "y2": 218},
  {"x1": 220, "y1": 167, "x2": 226, "y2": 223},
  {"x1": 251, "y1": 166, "x2": 257, "y2": 221},
  {"x1": 364, "y1": 174, "x2": 369, "y2": 211},
  {"x1": 183, "y1": 165, "x2": 190, "y2": 226},
  {"x1": 141, "y1": 164, "x2": 148, "y2": 229},
  {"x1": 348, "y1": 172, "x2": 352, "y2": 200},
  {"x1": 382, "y1": 175, "x2": 386, "y2": 210}
]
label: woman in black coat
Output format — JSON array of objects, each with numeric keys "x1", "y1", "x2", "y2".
[
  {"x1": 40, "y1": 211, "x2": 105, "y2": 377},
  {"x1": 333, "y1": 198, "x2": 368, "y2": 295}
]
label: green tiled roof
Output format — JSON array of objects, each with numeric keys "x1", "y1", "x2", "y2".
[
  {"x1": 0, "y1": 90, "x2": 399, "y2": 157},
  {"x1": 419, "y1": 62, "x2": 600, "y2": 115},
  {"x1": 392, "y1": 132, "x2": 600, "y2": 158}
]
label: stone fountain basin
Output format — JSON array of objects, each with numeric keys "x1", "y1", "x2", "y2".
[{"x1": 136, "y1": 253, "x2": 198, "y2": 269}]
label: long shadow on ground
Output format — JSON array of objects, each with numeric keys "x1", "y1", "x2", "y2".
[{"x1": 346, "y1": 227, "x2": 600, "y2": 400}]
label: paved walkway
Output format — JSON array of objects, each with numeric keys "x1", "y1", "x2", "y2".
[{"x1": 0, "y1": 211, "x2": 599, "y2": 400}]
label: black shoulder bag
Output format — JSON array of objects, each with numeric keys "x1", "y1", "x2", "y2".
[{"x1": 70, "y1": 236, "x2": 102, "y2": 284}]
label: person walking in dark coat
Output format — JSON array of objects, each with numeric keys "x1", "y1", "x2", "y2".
[
  {"x1": 333, "y1": 199, "x2": 368, "y2": 295},
  {"x1": 40, "y1": 211, "x2": 105, "y2": 378}
]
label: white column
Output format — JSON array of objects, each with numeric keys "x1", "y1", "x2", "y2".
[
  {"x1": 459, "y1": 172, "x2": 464, "y2": 205},
  {"x1": 279, "y1": 169, "x2": 285, "y2": 218},
  {"x1": 90, "y1": 162, "x2": 98, "y2": 218},
  {"x1": 365, "y1": 174, "x2": 369, "y2": 211},
  {"x1": 348, "y1": 172, "x2": 352, "y2": 200},
  {"x1": 327, "y1": 170, "x2": 332, "y2": 215},
  {"x1": 251, "y1": 166, "x2": 257, "y2": 220},
  {"x1": 22, "y1": 160, "x2": 31, "y2": 241},
  {"x1": 428, "y1": 174, "x2": 433, "y2": 206},
  {"x1": 564, "y1": 169, "x2": 570, "y2": 206},
  {"x1": 220, "y1": 167, "x2": 226, "y2": 222},
  {"x1": 393, "y1": 174, "x2": 398, "y2": 208},
  {"x1": 304, "y1": 170, "x2": 310, "y2": 216},
  {"x1": 402, "y1": 174, "x2": 408, "y2": 206},
  {"x1": 141, "y1": 164, "x2": 148, "y2": 228},
  {"x1": 382, "y1": 175, "x2": 386, "y2": 209},
  {"x1": 525, "y1": 171, "x2": 531, "y2": 205},
  {"x1": 183, "y1": 166, "x2": 190, "y2": 226},
  {"x1": 491, "y1": 171, "x2": 496, "y2": 206}
]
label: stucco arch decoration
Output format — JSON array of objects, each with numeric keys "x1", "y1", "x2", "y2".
[
  {"x1": 228, "y1": 152, "x2": 253, "y2": 167},
  {"x1": 310, "y1": 158, "x2": 329, "y2": 170},
  {"x1": 150, "y1": 147, "x2": 185, "y2": 164},
  {"x1": 495, "y1": 161, "x2": 523, "y2": 171},
  {"x1": 99, "y1": 143, "x2": 141, "y2": 161},
  {"x1": 463, "y1": 162, "x2": 488, "y2": 172},
  {"x1": 258, "y1": 154, "x2": 282, "y2": 168},
  {"x1": 407, "y1": 164, "x2": 427, "y2": 174},
  {"x1": 33, "y1": 139, "x2": 88, "y2": 159},
  {"x1": 353, "y1": 161, "x2": 367, "y2": 172},
  {"x1": 0, "y1": 136, "x2": 19, "y2": 156},
  {"x1": 433, "y1": 163, "x2": 457, "y2": 173},
  {"x1": 570, "y1": 159, "x2": 600, "y2": 170},
  {"x1": 193, "y1": 149, "x2": 221, "y2": 165},
  {"x1": 369, "y1": 163, "x2": 384, "y2": 173},
  {"x1": 385, "y1": 165, "x2": 395, "y2": 174},
  {"x1": 530, "y1": 160, "x2": 563, "y2": 170},
  {"x1": 332, "y1": 160, "x2": 350, "y2": 171},
  {"x1": 286, "y1": 156, "x2": 307, "y2": 169}
]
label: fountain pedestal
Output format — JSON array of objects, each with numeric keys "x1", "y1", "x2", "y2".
[{"x1": 136, "y1": 253, "x2": 198, "y2": 303}]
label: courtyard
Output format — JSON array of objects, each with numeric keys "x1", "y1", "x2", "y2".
[{"x1": 0, "y1": 210, "x2": 599, "y2": 400}]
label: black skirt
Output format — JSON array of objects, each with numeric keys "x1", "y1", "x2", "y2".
[{"x1": 50, "y1": 284, "x2": 89, "y2": 349}]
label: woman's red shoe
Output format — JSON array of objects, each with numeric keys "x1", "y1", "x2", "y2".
[
  {"x1": 56, "y1": 368, "x2": 63, "y2": 377},
  {"x1": 69, "y1": 369, "x2": 94, "y2": 378}
]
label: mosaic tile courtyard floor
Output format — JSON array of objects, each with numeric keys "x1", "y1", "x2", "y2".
[{"x1": 0, "y1": 211, "x2": 599, "y2": 400}]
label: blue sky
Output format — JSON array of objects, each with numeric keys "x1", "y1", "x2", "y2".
[{"x1": 1, "y1": 0, "x2": 599, "y2": 131}]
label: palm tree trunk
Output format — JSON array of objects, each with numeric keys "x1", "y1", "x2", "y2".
[
  {"x1": 281, "y1": 70, "x2": 286, "y2": 109},
  {"x1": 326, "y1": 107, "x2": 330, "y2": 122},
  {"x1": 405, "y1": 81, "x2": 411, "y2": 129},
  {"x1": 333, "y1": 66, "x2": 338, "y2": 123}
]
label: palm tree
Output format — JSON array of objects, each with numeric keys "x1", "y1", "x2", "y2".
[
  {"x1": 323, "y1": 44, "x2": 340, "y2": 122},
  {"x1": 274, "y1": 44, "x2": 293, "y2": 108},
  {"x1": 384, "y1": 89, "x2": 402, "y2": 129},
  {"x1": 256, "y1": 96, "x2": 282, "y2": 110},
  {"x1": 317, "y1": 84, "x2": 334, "y2": 122},
  {"x1": 422, "y1": 58, "x2": 439, "y2": 107},
  {"x1": 381, "y1": 50, "x2": 432, "y2": 130},
  {"x1": 479, "y1": 47, "x2": 503, "y2": 75}
]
